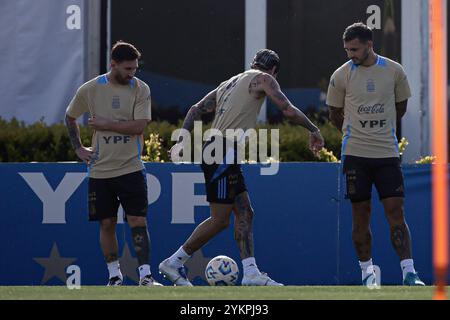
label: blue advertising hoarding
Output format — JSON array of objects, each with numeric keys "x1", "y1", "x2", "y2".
[{"x1": 0, "y1": 163, "x2": 444, "y2": 286}]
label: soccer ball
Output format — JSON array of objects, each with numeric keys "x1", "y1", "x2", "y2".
[{"x1": 205, "y1": 255, "x2": 239, "y2": 286}]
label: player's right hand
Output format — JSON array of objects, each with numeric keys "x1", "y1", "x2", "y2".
[
  {"x1": 75, "y1": 146, "x2": 94, "y2": 164},
  {"x1": 309, "y1": 130, "x2": 325, "y2": 157}
]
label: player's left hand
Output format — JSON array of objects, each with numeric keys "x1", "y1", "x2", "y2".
[
  {"x1": 88, "y1": 115, "x2": 110, "y2": 130},
  {"x1": 309, "y1": 130, "x2": 324, "y2": 157}
]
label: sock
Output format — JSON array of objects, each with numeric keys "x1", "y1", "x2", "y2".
[
  {"x1": 359, "y1": 259, "x2": 374, "y2": 281},
  {"x1": 131, "y1": 226, "x2": 151, "y2": 266},
  {"x1": 138, "y1": 264, "x2": 151, "y2": 279},
  {"x1": 400, "y1": 259, "x2": 416, "y2": 279},
  {"x1": 107, "y1": 260, "x2": 122, "y2": 279},
  {"x1": 168, "y1": 246, "x2": 190, "y2": 267},
  {"x1": 242, "y1": 257, "x2": 260, "y2": 276}
]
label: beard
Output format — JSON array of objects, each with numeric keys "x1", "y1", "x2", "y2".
[
  {"x1": 114, "y1": 74, "x2": 132, "y2": 85},
  {"x1": 352, "y1": 49, "x2": 370, "y2": 66}
]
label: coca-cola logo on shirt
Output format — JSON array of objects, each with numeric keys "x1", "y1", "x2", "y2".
[{"x1": 357, "y1": 104, "x2": 385, "y2": 114}]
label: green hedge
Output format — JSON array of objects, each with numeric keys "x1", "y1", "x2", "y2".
[{"x1": 0, "y1": 117, "x2": 342, "y2": 162}]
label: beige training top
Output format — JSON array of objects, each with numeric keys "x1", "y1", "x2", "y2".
[
  {"x1": 326, "y1": 55, "x2": 411, "y2": 158},
  {"x1": 66, "y1": 74, "x2": 151, "y2": 178},
  {"x1": 211, "y1": 69, "x2": 265, "y2": 135}
]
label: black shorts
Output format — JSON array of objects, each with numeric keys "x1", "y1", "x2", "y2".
[
  {"x1": 342, "y1": 155, "x2": 405, "y2": 203},
  {"x1": 201, "y1": 137, "x2": 247, "y2": 204},
  {"x1": 88, "y1": 169, "x2": 148, "y2": 221}
]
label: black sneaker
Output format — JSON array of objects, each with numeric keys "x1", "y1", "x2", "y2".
[{"x1": 107, "y1": 276, "x2": 123, "y2": 286}]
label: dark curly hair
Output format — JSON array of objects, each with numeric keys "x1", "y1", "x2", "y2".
[
  {"x1": 251, "y1": 49, "x2": 280, "y2": 74},
  {"x1": 343, "y1": 22, "x2": 373, "y2": 43},
  {"x1": 111, "y1": 41, "x2": 141, "y2": 62}
]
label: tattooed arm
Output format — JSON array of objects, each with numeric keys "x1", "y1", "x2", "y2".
[
  {"x1": 259, "y1": 74, "x2": 319, "y2": 132},
  {"x1": 328, "y1": 106, "x2": 344, "y2": 132},
  {"x1": 257, "y1": 73, "x2": 324, "y2": 154},
  {"x1": 176, "y1": 89, "x2": 218, "y2": 143},
  {"x1": 65, "y1": 114, "x2": 93, "y2": 163},
  {"x1": 168, "y1": 89, "x2": 218, "y2": 161}
]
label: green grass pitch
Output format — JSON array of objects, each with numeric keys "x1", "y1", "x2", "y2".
[{"x1": 0, "y1": 286, "x2": 448, "y2": 300}]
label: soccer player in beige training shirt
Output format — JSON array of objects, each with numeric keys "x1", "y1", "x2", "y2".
[
  {"x1": 327, "y1": 23, "x2": 424, "y2": 286},
  {"x1": 65, "y1": 41, "x2": 162, "y2": 286},
  {"x1": 159, "y1": 49, "x2": 324, "y2": 286}
]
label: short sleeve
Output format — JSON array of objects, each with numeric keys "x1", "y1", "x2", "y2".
[
  {"x1": 66, "y1": 86, "x2": 89, "y2": 119},
  {"x1": 395, "y1": 66, "x2": 412, "y2": 103},
  {"x1": 134, "y1": 83, "x2": 152, "y2": 120},
  {"x1": 326, "y1": 68, "x2": 346, "y2": 108}
]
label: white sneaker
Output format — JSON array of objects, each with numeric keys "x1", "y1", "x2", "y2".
[
  {"x1": 158, "y1": 258, "x2": 193, "y2": 286},
  {"x1": 241, "y1": 272, "x2": 283, "y2": 286},
  {"x1": 362, "y1": 272, "x2": 380, "y2": 289},
  {"x1": 139, "y1": 274, "x2": 163, "y2": 287}
]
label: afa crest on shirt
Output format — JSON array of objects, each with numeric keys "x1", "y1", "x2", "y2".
[
  {"x1": 366, "y1": 79, "x2": 376, "y2": 92},
  {"x1": 112, "y1": 95, "x2": 121, "y2": 109}
]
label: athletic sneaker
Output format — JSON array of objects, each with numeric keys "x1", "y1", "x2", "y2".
[
  {"x1": 158, "y1": 258, "x2": 193, "y2": 286},
  {"x1": 241, "y1": 272, "x2": 283, "y2": 286},
  {"x1": 107, "y1": 276, "x2": 123, "y2": 286},
  {"x1": 362, "y1": 272, "x2": 379, "y2": 288},
  {"x1": 139, "y1": 274, "x2": 163, "y2": 287},
  {"x1": 403, "y1": 272, "x2": 425, "y2": 286}
]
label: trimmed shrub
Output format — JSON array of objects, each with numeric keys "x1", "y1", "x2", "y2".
[{"x1": 0, "y1": 117, "x2": 342, "y2": 162}]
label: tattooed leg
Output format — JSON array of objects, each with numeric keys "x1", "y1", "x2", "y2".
[
  {"x1": 233, "y1": 192, "x2": 255, "y2": 259},
  {"x1": 99, "y1": 217, "x2": 119, "y2": 262},
  {"x1": 390, "y1": 224, "x2": 413, "y2": 260},
  {"x1": 351, "y1": 201, "x2": 372, "y2": 262},
  {"x1": 126, "y1": 216, "x2": 151, "y2": 266},
  {"x1": 382, "y1": 197, "x2": 412, "y2": 260}
]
